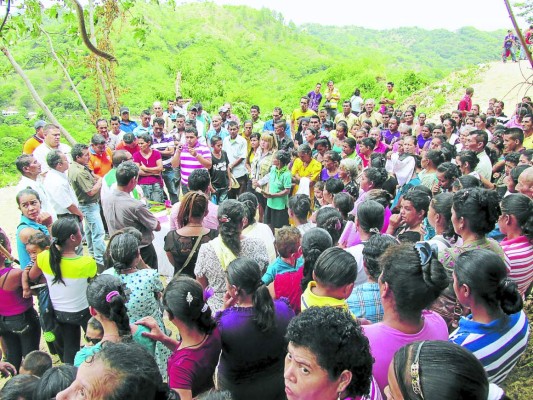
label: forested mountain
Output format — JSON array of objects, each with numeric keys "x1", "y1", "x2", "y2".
[{"x1": 0, "y1": 1, "x2": 503, "y2": 185}]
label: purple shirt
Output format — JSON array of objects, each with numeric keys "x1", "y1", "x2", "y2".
[
  {"x1": 216, "y1": 299, "x2": 294, "y2": 398},
  {"x1": 168, "y1": 329, "x2": 222, "y2": 396},
  {"x1": 381, "y1": 129, "x2": 400, "y2": 145},
  {"x1": 417, "y1": 134, "x2": 432, "y2": 149},
  {"x1": 307, "y1": 90, "x2": 323, "y2": 112},
  {"x1": 132, "y1": 149, "x2": 163, "y2": 186}
]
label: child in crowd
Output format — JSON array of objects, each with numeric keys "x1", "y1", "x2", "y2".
[
  {"x1": 301, "y1": 247, "x2": 356, "y2": 313},
  {"x1": 22, "y1": 232, "x2": 62, "y2": 355},
  {"x1": 19, "y1": 350, "x2": 52, "y2": 377},
  {"x1": 209, "y1": 135, "x2": 231, "y2": 205},
  {"x1": 261, "y1": 226, "x2": 303, "y2": 285},
  {"x1": 84, "y1": 316, "x2": 104, "y2": 346}
]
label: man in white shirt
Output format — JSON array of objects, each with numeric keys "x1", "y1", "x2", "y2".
[
  {"x1": 223, "y1": 121, "x2": 248, "y2": 198},
  {"x1": 33, "y1": 124, "x2": 72, "y2": 173},
  {"x1": 43, "y1": 150, "x2": 84, "y2": 254},
  {"x1": 15, "y1": 154, "x2": 57, "y2": 221},
  {"x1": 466, "y1": 130, "x2": 492, "y2": 180}
]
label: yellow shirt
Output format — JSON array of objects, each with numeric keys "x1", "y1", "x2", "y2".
[
  {"x1": 291, "y1": 108, "x2": 317, "y2": 132},
  {"x1": 524, "y1": 133, "x2": 533, "y2": 150},
  {"x1": 301, "y1": 281, "x2": 350, "y2": 312},
  {"x1": 291, "y1": 158, "x2": 322, "y2": 199},
  {"x1": 334, "y1": 112, "x2": 359, "y2": 131}
]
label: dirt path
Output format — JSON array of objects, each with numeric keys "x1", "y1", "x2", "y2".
[{"x1": 434, "y1": 60, "x2": 533, "y2": 118}]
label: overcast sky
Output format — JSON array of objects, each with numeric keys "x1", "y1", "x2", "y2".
[{"x1": 182, "y1": 0, "x2": 526, "y2": 31}]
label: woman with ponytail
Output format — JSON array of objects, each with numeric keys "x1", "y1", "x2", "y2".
[
  {"x1": 217, "y1": 257, "x2": 294, "y2": 400},
  {"x1": 29, "y1": 217, "x2": 96, "y2": 364},
  {"x1": 347, "y1": 200, "x2": 386, "y2": 286},
  {"x1": 239, "y1": 192, "x2": 276, "y2": 263},
  {"x1": 195, "y1": 200, "x2": 269, "y2": 312},
  {"x1": 499, "y1": 193, "x2": 533, "y2": 297},
  {"x1": 74, "y1": 275, "x2": 156, "y2": 367},
  {"x1": 450, "y1": 249, "x2": 530, "y2": 384},
  {"x1": 164, "y1": 191, "x2": 218, "y2": 278},
  {"x1": 427, "y1": 192, "x2": 461, "y2": 252},
  {"x1": 268, "y1": 228, "x2": 332, "y2": 314},
  {"x1": 348, "y1": 234, "x2": 398, "y2": 323},
  {"x1": 102, "y1": 232, "x2": 170, "y2": 376},
  {"x1": 137, "y1": 276, "x2": 221, "y2": 400},
  {"x1": 432, "y1": 188, "x2": 504, "y2": 331},
  {"x1": 363, "y1": 242, "x2": 449, "y2": 395}
]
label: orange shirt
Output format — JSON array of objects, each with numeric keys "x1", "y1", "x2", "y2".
[
  {"x1": 88, "y1": 147, "x2": 113, "y2": 177},
  {"x1": 22, "y1": 135, "x2": 44, "y2": 154}
]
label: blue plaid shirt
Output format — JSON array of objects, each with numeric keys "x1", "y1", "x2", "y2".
[{"x1": 347, "y1": 282, "x2": 384, "y2": 324}]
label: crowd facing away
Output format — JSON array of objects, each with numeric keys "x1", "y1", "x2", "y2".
[{"x1": 1, "y1": 80, "x2": 533, "y2": 400}]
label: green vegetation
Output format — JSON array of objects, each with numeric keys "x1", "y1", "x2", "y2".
[{"x1": 0, "y1": 2, "x2": 503, "y2": 186}]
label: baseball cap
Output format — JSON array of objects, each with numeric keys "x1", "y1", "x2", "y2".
[
  {"x1": 219, "y1": 106, "x2": 229, "y2": 113},
  {"x1": 123, "y1": 133, "x2": 135, "y2": 144},
  {"x1": 34, "y1": 120, "x2": 46, "y2": 129},
  {"x1": 189, "y1": 105, "x2": 198, "y2": 112},
  {"x1": 120, "y1": 107, "x2": 130, "y2": 114}
]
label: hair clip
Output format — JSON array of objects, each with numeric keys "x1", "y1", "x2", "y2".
[
  {"x1": 203, "y1": 287, "x2": 214, "y2": 301},
  {"x1": 411, "y1": 341, "x2": 425, "y2": 398},
  {"x1": 186, "y1": 291, "x2": 193, "y2": 306},
  {"x1": 219, "y1": 215, "x2": 231, "y2": 223},
  {"x1": 105, "y1": 291, "x2": 120, "y2": 303},
  {"x1": 201, "y1": 303, "x2": 208, "y2": 313},
  {"x1": 414, "y1": 242, "x2": 437, "y2": 267},
  {"x1": 335, "y1": 219, "x2": 342, "y2": 231},
  {"x1": 369, "y1": 227, "x2": 380, "y2": 234}
]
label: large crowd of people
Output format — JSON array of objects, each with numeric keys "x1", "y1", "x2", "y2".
[{"x1": 1, "y1": 82, "x2": 532, "y2": 400}]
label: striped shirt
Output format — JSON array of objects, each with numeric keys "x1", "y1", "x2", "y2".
[
  {"x1": 501, "y1": 235, "x2": 533, "y2": 298},
  {"x1": 151, "y1": 133, "x2": 174, "y2": 168},
  {"x1": 179, "y1": 142, "x2": 212, "y2": 186},
  {"x1": 449, "y1": 311, "x2": 530, "y2": 385}
]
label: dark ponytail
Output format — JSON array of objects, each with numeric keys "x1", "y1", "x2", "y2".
[
  {"x1": 227, "y1": 258, "x2": 275, "y2": 333},
  {"x1": 380, "y1": 243, "x2": 448, "y2": 321},
  {"x1": 455, "y1": 249, "x2": 523, "y2": 315},
  {"x1": 316, "y1": 207, "x2": 344, "y2": 245},
  {"x1": 109, "y1": 232, "x2": 140, "y2": 272},
  {"x1": 87, "y1": 275, "x2": 131, "y2": 338},
  {"x1": 163, "y1": 276, "x2": 216, "y2": 335},
  {"x1": 300, "y1": 228, "x2": 332, "y2": 291},
  {"x1": 218, "y1": 200, "x2": 245, "y2": 256},
  {"x1": 238, "y1": 192, "x2": 258, "y2": 225},
  {"x1": 49, "y1": 217, "x2": 79, "y2": 285},
  {"x1": 430, "y1": 192, "x2": 457, "y2": 242},
  {"x1": 500, "y1": 193, "x2": 533, "y2": 242}
]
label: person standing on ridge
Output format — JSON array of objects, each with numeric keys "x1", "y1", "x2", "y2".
[{"x1": 503, "y1": 29, "x2": 518, "y2": 63}]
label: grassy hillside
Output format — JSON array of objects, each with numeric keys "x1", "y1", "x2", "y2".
[{"x1": 0, "y1": 2, "x2": 502, "y2": 186}]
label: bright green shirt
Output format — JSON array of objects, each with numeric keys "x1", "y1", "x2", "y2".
[{"x1": 266, "y1": 165, "x2": 292, "y2": 210}]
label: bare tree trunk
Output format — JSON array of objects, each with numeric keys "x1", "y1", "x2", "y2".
[
  {"x1": 88, "y1": 0, "x2": 117, "y2": 116},
  {"x1": 1, "y1": 46, "x2": 77, "y2": 146},
  {"x1": 175, "y1": 71, "x2": 182, "y2": 98},
  {"x1": 40, "y1": 27, "x2": 93, "y2": 122}
]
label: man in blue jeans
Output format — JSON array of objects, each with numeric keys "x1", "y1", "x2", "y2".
[{"x1": 68, "y1": 144, "x2": 106, "y2": 266}]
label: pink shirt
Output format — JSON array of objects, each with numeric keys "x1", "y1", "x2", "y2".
[
  {"x1": 501, "y1": 235, "x2": 533, "y2": 297},
  {"x1": 133, "y1": 149, "x2": 163, "y2": 186},
  {"x1": 363, "y1": 310, "x2": 448, "y2": 395}
]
